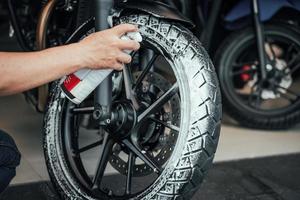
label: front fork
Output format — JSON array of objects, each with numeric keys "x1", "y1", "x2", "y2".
[
  {"x1": 252, "y1": 0, "x2": 268, "y2": 80},
  {"x1": 93, "y1": 0, "x2": 113, "y2": 124},
  {"x1": 92, "y1": 0, "x2": 150, "y2": 123}
]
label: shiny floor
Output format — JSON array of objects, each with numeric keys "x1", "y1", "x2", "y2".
[
  {"x1": 0, "y1": 94, "x2": 300, "y2": 185},
  {"x1": 2, "y1": 154, "x2": 300, "y2": 200}
]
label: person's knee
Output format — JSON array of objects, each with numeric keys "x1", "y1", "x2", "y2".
[{"x1": 0, "y1": 130, "x2": 21, "y2": 168}]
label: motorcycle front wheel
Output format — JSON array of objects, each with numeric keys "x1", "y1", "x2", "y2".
[
  {"x1": 44, "y1": 14, "x2": 221, "y2": 199},
  {"x1": 216, "y1": 24, "x2": 300, "y2": 130}
]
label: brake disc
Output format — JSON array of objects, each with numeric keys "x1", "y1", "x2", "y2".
[
  {"x1": 109, "y1": 72, "x2": 180, "y2": 177},
  {"x1": 247, "y1": 59, "x2": 292, "y2": 100},
  {"x1": 264, "y1": 59, "x2": 292, "y2": 99}
]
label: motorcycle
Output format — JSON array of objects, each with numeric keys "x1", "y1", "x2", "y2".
[
  {"x1": 39, "y1": 0, "x2": 222, "y2": 199},
  {"x1": 172, "y1": 0, "x2": 300, "y2": 129},
  {"x1": 216, "y1": 0, "x2": 300, "y2": 129}
]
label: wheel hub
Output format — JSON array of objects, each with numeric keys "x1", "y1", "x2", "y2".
[{"x1": 106, "y1": 101, "x2": 136, "y2": 138}]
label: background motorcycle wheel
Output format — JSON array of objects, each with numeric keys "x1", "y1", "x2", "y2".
[
  {"x1": 43, "y1": 14, "x2": 221, "y2": 199},
  {"x1": 216, "y1": 24, "x2": 300, "y2": 130}
]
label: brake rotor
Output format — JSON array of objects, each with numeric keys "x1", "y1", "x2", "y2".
[
  {"x1": 247, "y1": 59, "x2": 292, "y2": 100},
  {"x1": 109, "y1": 71, "x2": 180, "y2": 177}
]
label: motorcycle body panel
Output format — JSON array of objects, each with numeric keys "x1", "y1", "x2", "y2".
[
  {"x1": 115, "y1": 0, "x2": 195, "y2": 28},
  {"x1": 225, "y1": 0, "x2": 300, "y2": 23}
]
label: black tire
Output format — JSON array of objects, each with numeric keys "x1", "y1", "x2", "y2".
[
  {"x1": 44, "y1": 14, "x2": 221, "y2": 199},
  {"x1": 216, "y1": 24, "x2": 300, "y2": 130}
]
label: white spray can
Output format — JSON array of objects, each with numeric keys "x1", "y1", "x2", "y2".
[{"x1": 60, "y1": 31, "x2": 142, "y2": 104}]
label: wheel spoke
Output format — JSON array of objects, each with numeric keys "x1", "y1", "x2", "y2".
[
  {"x1": 264, "y1": 39, "x2": 277, "y2": 62},
  {"x1": 134, "y1": 54, "x2": 159, "y2": 90},
  {"x1": 287, "y1": 52, "x2": 300, "y2": 68},
  {"x1": 285, "y1": 89, "x2": 299, "y2": 98},
  {"x1": 122, "y1": 139, "x2": 161, "y2": 174},
  {"x1": 275, "y1": 85, "x2": 300, "y2": 102},
  {"x1": 286, "y1": 43, "x2": 296, "y2": 58},
  {"x1": 78, "y1": 140, "x2": 103, "y2": 153},
  {"x1": 231, "y1": 68, "x2": 256, "y2": 76},
  {"x1": 125, "y1": 152, "x2": 135, "y2": 195},
  {"x1": 138, "y1": 83, "x2": 179, "y2": 122},
  {"x1": 149, "y1": 117, "x2": 180, "y2": 132},
  {"x1": 286, "y1": 63, "x2": 300, "y2": 75},
  {"x1": 269, "y1": 43, "x2": 276, "y2": 61},
  {"x1": 276, "y1": 85, "x2": 299, "y2": 97},
  {"x1": 247, "y1": 82, "x2": 259, "y2": 105},
  {"x1": 254, "y1": 88, "x2": 263, "y2": 108},
  {"x1": 123, "y1": 65, "x2": 140, "y2": 109},
  {"x1": 72, "y1": 106, "x2": 95, "y2": 114},
  {"x1": 92, "y1": 132, "x2": 114, "y2": 189},
  {"x1": 276, "y1": 90, "x2": 297, "y2": 103}
]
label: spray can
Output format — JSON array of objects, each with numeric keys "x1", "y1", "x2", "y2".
[{"x1": 60, "y1": 31, "x2": 142, "y2": 104}]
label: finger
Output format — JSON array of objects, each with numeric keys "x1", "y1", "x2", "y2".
[
  {"x1": 112, "y1": 24, "x2": 138, "y2": 36},
  {"x1": 117, "y1": 40, "x2": 140, "y2": 51},
  {"x1": 117, "y1": 52, "x2": 132, "y2": 64},
  {"x1": 113, "y1": 61, "x2": 124, "y2": 71}
]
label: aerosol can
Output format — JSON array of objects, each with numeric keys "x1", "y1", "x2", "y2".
[{"x1": 60, "y1": 31, "x2": 142, "y2": 104}]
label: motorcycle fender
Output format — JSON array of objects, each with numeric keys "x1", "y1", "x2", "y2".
[
  {"x1": 112, "y1": 0, "x2": 195, "y2": 28},
  {"x1": 224, "y1": 0, "x2": 300, "y2": 23}
]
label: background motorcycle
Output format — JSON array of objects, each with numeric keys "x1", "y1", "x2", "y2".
[
  {"x1": 172, "y1": 0, "x2": 300, "y2": 129},
  {"x1": 216, "y1": 0, "x2": 300, "y2": 130},
  {"x1": 41, "y1": 0, "x2": 222, "y2": 199}
]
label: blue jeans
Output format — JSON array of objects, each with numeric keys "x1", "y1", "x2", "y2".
[{"x1": 0, "y1": 130, "x2": 21, "y2": 194}]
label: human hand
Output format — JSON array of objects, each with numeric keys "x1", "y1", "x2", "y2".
[{"x1": 76, "y1": 24, "x2": 141, "y2": 70}]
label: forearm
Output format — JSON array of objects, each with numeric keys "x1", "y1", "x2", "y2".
[
  {"x1": 0, "y1": 24, "x2": 140, "y2": 96},
  {"x1": 0, "y1": 43, "x2": 82, "y2": 96}
]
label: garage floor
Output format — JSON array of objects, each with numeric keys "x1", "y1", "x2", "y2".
[{"x1": 1, "y1": 154, "x2": 300, "y2": 200}]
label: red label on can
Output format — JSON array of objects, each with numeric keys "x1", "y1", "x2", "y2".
[{"x1": 63, "y1": 74, "x2": 81, "y2": 91}]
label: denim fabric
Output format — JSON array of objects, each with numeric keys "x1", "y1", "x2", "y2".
[{"x1": 0, "y1": 130, "x2": 21, "y2": 194}]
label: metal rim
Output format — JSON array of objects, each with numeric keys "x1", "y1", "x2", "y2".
[{"x1": 59, "y1": 43, "x2": 182, "y2": 199}]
